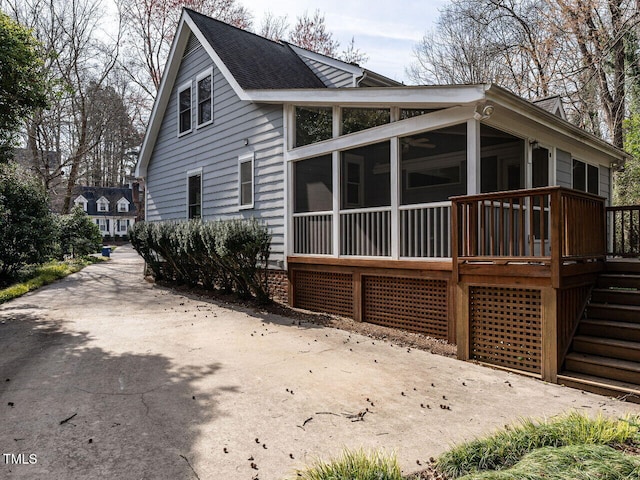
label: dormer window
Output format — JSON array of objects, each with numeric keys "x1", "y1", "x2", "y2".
[
  {"x1": 73, "y1": 195, "x2": 88, "y2": 212},
  {"x1": 117, "y1": 197, "x2": 130, "y2": 212},
  {"x1": 97, "y1": 197, "x2": 109, "y2": 212}
]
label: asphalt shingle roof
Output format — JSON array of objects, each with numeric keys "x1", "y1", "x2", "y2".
[
  {"x1": 186, "y1": 9, "x2": 326, "y2": 90},
  {"x1": 72, "y1": 186, "x2": 137, "y2": 217}
]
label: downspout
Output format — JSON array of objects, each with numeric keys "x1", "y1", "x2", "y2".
[{"x1": 355, "y1": 70, "x2": 367, "y2": 87}]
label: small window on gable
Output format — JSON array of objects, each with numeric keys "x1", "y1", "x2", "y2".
[
  {"x1": 196, "y1": 69, "x2": 213, "y2": 127},
  {"x1": 239, "y1": 153, "x2": 254, "y2": 209},
  {"x1": 178, "y1": 82, "x2": 192, "y2": 135},
  {"x1": 187, "y1": 171, "x2": 201, "y2": 219}
]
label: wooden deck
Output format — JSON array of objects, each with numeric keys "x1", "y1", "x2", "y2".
[{"x1": 287, "y1": 188, "x2": 640, "y2": 395}]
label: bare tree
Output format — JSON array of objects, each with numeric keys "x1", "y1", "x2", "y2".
[
  {"x1": 289, "y1": 9, "x2": 339, "y2": 57},
  {"x1": 407, "y1": 0, "x2": 640, "y2": 148},
  {"x1": 118, "y1": 0, "x2": 253, "y2": 101},
  {"x1": 259, "y1": 11, "x2": 288, "y2": 41},
  {"x1": 341, "y1": 37, "x2": 368, "y2": 65}
]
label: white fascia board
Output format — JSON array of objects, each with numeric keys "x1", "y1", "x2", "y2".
[
  {"x1": 287, "y1": 105, "x2": 476, "y2": 162},
  {"x1": 136, "y1": 13, "x2": 192, "y2": 178},
  {"x1": 485, "y1": 85, "x2": 627, "y2": 162},
  {"x1": 286, "y1": 43, "x2": 363, "y2": 76},
  {"x1": 244, "y1": 84, "x2": 489, "y2": 105}
]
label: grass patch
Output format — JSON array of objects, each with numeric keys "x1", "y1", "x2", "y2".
[
  {"x1": 436, "y1": 412, "x2": 640, "y2": 479},
  {"x1": 294, "y1": 449, "x2": 402, "y2": 480},
  {"x1": 457, "y1": 444, "x2": 640, "y2": 480},
  {"x1": 0, "y1": 256, "x2": 107, "y2": 304}
]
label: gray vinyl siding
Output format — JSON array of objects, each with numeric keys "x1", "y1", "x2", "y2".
[
  {"x1": 146, "y1": 41, "x2": 286, "y2": 265},
  {"x1": 300, "y1": 57, "x2": 354, "y2": 88},
  {"x1": 556, "y1": 148, "x2": 610, "y2": 203},
  {"x1": 556, "y1": 148, "x2": 572, "y2": 188},
  {"x1": 600, "y1": 167, "x2": 611, "y2": 205}
]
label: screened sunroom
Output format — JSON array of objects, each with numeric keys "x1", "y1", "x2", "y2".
[{"x1": 287, "y1": 104, "x2": 535, "y2": 260}]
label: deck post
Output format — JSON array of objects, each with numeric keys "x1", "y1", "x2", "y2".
[
  {"x1": 541, "y1": 286, "x2": 558, "y2": 383},
  {"x1": 550, "y1": 189, "x2": 562, "y2": 288},
  {"x1": 353, "y1": 271, "x2": 363, "y2": 322},
  {"x1": 455, "y1": 283, "x2": 470, "y2": 360}
]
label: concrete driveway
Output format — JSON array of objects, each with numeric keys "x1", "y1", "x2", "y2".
[{"x1": 1, "y1": 245, "x2": 639, "y2": 479}]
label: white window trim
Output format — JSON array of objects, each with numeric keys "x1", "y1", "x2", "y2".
[
  {"x1": 186, "y1": 167, "x2": 203, "y2": 219},
  {"x1": 97, "y1": 197, "x2": 110, "y2": 212},
  {"x1": 177, "y1": 81, "x2": 193, "y2": 137},
  {"x1": 117, "y1": 198, "x2": 130, "y2": 212},
  {"x1": 74, "y1": 195, "x2": 88, "y2": 212},
  {"x1": 238, "y1": 152, "x2": 254, "y2": 210},
  {"x1": 195, "y1": 67, "x2": 213, "y2": 129}
]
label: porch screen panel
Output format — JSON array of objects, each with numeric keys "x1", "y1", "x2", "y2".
[
  {"x1": 295, "y1": 106, "x2": 332, "y2": 147},
  {"x1": 469, "y1": 286, "x2": 542, "y2": 375},
  {"x1": 340, "y1": 141, "x2": 391, "y2": 256},
  {"x1": 480, "y1": 125, "x2": 525, "y2": 193},
  {"x1": 293, "y1": 155, "x2": 333, "y2": 255}
]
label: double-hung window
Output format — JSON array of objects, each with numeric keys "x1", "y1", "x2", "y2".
[
  {"x1": 239, "y1": 153, "x2": 254, "y2": 209},
  {"x1": 573, "y1": 159, "x2": 599, "y2": 195},
  {"x1": 196, "y1": 69, "x2": 213, "y2": 127},
  {"x1": 178, "y1": 82, "x2": 192, "y2": 136},
  {"x1": 187, "y1": 169, "x2": 202, "y2": 219}
]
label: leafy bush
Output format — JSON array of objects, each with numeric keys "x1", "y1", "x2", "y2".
[
  {"x1": 458, "y1": 444, "x2": 640, "y2": 480},
  {"x1": 129, "y1": 218, "x2": 272, "y2": 303},
  {"x1": 436, "y1": 412, "x2": 639, "y2": 478},
  {"x1": 57, "y1": 205, "x2": 103, "y2": 258},
  {"x1": 0, "y1": 163, "x2": 57, "y2": 284},
  {"x1": 294, "y1": 449, "x2": 402, "y2": 480}
]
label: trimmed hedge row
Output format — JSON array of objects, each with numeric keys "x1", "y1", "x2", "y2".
[{"x1": 129, "y1": 219, "x2": 272, "y2": 303}]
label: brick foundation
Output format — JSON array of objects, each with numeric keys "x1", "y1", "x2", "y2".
[{"x1": 266, "y1": 269, "x2": 289, "y2": 304}]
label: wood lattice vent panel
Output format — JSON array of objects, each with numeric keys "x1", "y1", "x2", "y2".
[
  {"x1": 293, "y1": 270, "x2": 353, "y2": 318},
  {"x1": 469, "y1": 286, "x2": 542, "y2": 375},
  {"x1": 363, "y1": 276, "x2": 449, "y2": 339}
]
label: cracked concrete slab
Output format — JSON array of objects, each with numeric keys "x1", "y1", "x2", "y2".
[{"x1": 1, "y1": 245, "x2": 639, "y2": 479}]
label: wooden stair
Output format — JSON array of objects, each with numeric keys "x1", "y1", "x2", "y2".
[{"x1": 558, "y1": 260, "x2": 640, "y2": 403}]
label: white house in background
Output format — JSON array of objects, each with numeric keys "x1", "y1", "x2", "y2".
[
  {"x1": 72, "y1": 186, "x2": 137, "y2": 238},
  {"x1": 135, "y1": 9, "x2": 640, "y2": 395}
]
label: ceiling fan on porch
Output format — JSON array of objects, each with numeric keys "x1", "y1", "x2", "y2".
[{"x1": 401, "y1": 137, "x2": 436, "y2": 150}]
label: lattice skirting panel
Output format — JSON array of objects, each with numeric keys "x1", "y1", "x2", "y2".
[
  {"x1": 363, "y1": 276, "x2": 449, "y2": 339},
  {"x1": 469, "y1": 286, "x2": 542, "y2": 375},
  {"x1": 293, "y1": 270, "x2": 354, "y2": 318}
]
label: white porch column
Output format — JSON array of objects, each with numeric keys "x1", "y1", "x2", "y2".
[
  {"x1": 390, "y1": 136, "x2": 400, "y2": 259},
  {"x1": 283, "y1": 104, "x2": 293, "y2": 265},
  {"x1": 332, "y1": 106, "x2": 341, "y2": 257},
  {"x1": 467, "y1": 118, "x2": 481, "y2": 195},
  {"x1": 332, "y1": 151, "x2": 340, "y2": 257}
]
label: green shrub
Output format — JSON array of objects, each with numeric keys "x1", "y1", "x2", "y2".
[
  {"x1": 0, "y1": 163, "x2": 57, "y2": 284},
  {"x1": 129, "y1": 218, "x2": 272, "y2": 303},
  {"x1": 436, "y1": 412, "x2": 639, "y2": 478},
  {"x1": 458, "y1": 444, "x2": 640, "y2": 480},
  {"x1": 294, "y1": 449, "x2": 402, "y2": 480},
  {"x1": 57, "y1": 205, "x2": 103, "y2": 258}
]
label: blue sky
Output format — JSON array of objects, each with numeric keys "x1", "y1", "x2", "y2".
[{"x1": 244, "y1": 0, "x2": 448, "y2": 83}]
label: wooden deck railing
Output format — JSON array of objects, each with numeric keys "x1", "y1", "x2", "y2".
[
  {"x1": 452, "y1": 187, "x2": 606, "y2": 286},
  {"x1": 607, "y1": 205, "x2": 640, "y2": 257}
]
